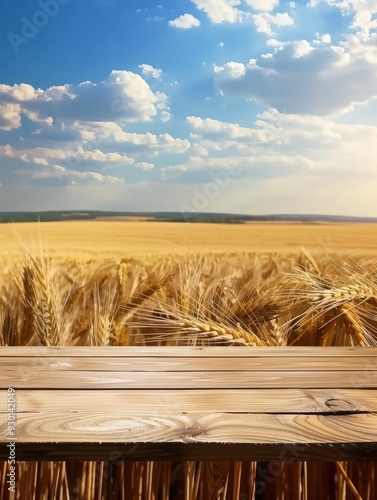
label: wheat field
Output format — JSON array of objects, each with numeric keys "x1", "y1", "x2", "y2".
[
  {"x1": 1, "y1": 221, "x2": 377, "y2": 499},
  {"x1": 1, "y1": 220, "x2": 377, "y2": 259}
]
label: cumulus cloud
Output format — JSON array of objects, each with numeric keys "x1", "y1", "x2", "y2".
[
  {"x1": 320, "y1": 33, "x2": 331, "y2": 43},
  {"x1": 17, "y1": 165, "x2": 124, "y2": 184},
  {"x1": 214, "y1": 39, "x2": 377, "y2": 115},
  {"x1": 0, "y1": 71, "x2": 161, "y2": 126},
  {"x1": 0, "y1": 118, "x2": 191, "y2": 178},
  {"x1": 160, "y1": 110, "x2": 171, "y2": 122},
  {"x1": 138, "y1": 64, "x2": 163, "y2": 79},
  {"x1": 244, "y1": 0, "x2": 279, "y2": 11},
  {"x1": 65, "y1": 123, "x2": 191, "y2": 155},
  {"x1": 340, "y1": 32, "x2": 377, "y2": 64},
  {"x1": 135, "y1": 162, "x2": 155, "y2": 171},
  {"x1": 190, "y1": 0, "x2": 241, "y2": 23},
  {"x1": 185, "y1": 110, "x2": 377, "y2": 176},
  {"x1": 171, "y1": 0, "x2": 288, "y2": 27},
  {"x1": 252, "y1": 12, "x2": 294, "y2": 35},
  {"x1": 156, "y1": 109, "x2": 377, "y2": 218},
  {"x1": 292, "y1": 39, "x2": 314, "y2": 57},
  {"x1": 0, "y1": 143, "x2": 135, "y2": 167},
  {"x1": 0, "y1": 103, "x2": 21, "y2": 130},
  {"x1": 0, "y1": 69, "x2": 189, "y2": 189},
  {"x1": 169, "y1": 13, "x2": 201, "y2": 28},
  {"x1": 186, "y1": 115, "x2": 267, "y2": 142},
  {"x1": 255, "y1": 109, "x2": 377, "y2": 161},
  {"x1": 309, "y1": 0, "x2": 377, "y2": 35}
]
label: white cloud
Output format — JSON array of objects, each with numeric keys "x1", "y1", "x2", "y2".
[
  {"x1": 0, "y1": 144, "x2": 14, "y2": 157},
  {"x1": 0, "y1": 69, "x2": 187, "y2": 186},
  {"x1": 254, "y1": 108, "x2": 377, "y2": 158},
  {"x1": 17, "y1": 165, "x2": 124, "y2": 184},
  {"x1": 138, "y1": 64, "x2": 162, "y2": 79},
  {"x1": 214, "y1": 61, "x2": 246, "y2": 78},
  {"x1": 292, "y1": 40, "x2": 314, "y2": 57},
  {"x1": 0, "y1": 83, "x2": 36, "y2": 101},
  {"x1": 0, "y1": 103, "x2": 21, "y2": 130},
  {"x1": 63, "y1": 122, "x2": 191, "y2": 155},
  {"x1": 185, "y1": 111, "x2": 377, "y2": 176},
  {"x1": 0, "y1": 71, "x2": 160, "y2": 125},
  {"x1": 191, "y1": 0, "x2": 241, "y2": 23},
  {"x1": 0, "y1": 143, "x2": 134, "y2": 166},
  {"x1": 155, "y1": 110, "x2": 377, "y2": 218},
  {"x1": 159, "y1": 133, "x2": 191, "y2": 153},
  {"x1": 252, "y1": 12, "x2": 294, "y2": 35},
  {"x1": 23, "y1": 110, "x2": 53, "y2": 125},
  {"x1": 340, "y1": 32, "x2": 377, "y2": 64},
  {"x1": 214, "y1": 39, "x2": 377, "y2": 115},
  {"x1": 309, "y1": 1, "x2": 377, "y2": 34},
  {"x1": 161, "y1": 110, "x2": 172, "y2": 122},
  {"x1": 186, "y1": 115, "x2": 266, "y2": 141},
  {"x1": 191, "y1": 143, "x2": 209, "y2": 156},
  {"x1": 168, "y1": 13, "x2": 200, "y2": 28},
  {"x1": 266, "y1": 38, "x2": 286, "y2": 46},
  {"x1": 135, "y1": 162, "x2": 155, "y2": 171},
  {"x1": 244, "y1": 0, "x2": 279, "y2": 11}
]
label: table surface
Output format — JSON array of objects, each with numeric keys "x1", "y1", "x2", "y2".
[{"x1": 1, "y1": 346, "x2": 377, "y2": 461}]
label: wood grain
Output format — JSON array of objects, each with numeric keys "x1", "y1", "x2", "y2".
[
  {"x1": 1, "y1": 369, "x2": 376, "y2": 389},
  {"x1": 0, "y1": 346, "x2": 376, "y2": 462},
  {"x1": 1, "y1": 412, "x2": 376, "y2": 444},
  {"x1": 1, "y1": 356, "x2": 375, "y2": 371},
  {"x1": 3, "y1": 389, "x2": 376, "y2": 414}
]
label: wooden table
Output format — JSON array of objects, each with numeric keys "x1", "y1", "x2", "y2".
[{"x1": 1, "y1": 347, "x2": 377, "y2": 461}]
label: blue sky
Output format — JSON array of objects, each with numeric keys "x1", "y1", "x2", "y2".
[{"x1": 0, "y1": 0, "x2": 376, "y2": 215}]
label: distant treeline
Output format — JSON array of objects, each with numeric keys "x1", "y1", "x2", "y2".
[
  {"x1": 165, "y1": 217, "x2": 244, "y2": 224},
  {"x1": 0, "y1": 211, "x2": 377, "y2": 224}
]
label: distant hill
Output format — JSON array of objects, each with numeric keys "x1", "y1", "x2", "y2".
[{"x1": 0, "y1": 211, "x2": 377, "y2": 224}]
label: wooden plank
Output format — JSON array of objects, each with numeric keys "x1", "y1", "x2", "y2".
[
  {"x1": 4, "y1": 388, "x2": 377, "y2": 414},
  {"x1": 2, "y1": 369, "x2": 377, "y2": 389},
  {"x1": 1, "y1": 346, "x2": 376, "y2": 357},
  {"x1": 2, "y1": 356, "x2": 375, "y2": 371},
  {"x1": 1, "y1": 346, "x2": 375, "y2": 462},
  {"x1": 1, "y1": 412, "x2": 376, "y2": 444}
]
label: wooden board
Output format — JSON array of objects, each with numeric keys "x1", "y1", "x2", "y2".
[
  {"x1": 0, "y1": 346, "x2": 376, "y2": 461},
  {"x1": 1, "y1": 370, "x2": 377, "y2": 389},
  {"x1": 4, "y1": 388, "x2": 377, "y2": 413},
  {"x1": 1, "y1": 356, "x2": 375, "y2": 371}
]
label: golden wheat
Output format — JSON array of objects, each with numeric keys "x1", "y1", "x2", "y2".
[{"x1": 1, "y1": 248, "x2": 376, "y2": 499}]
